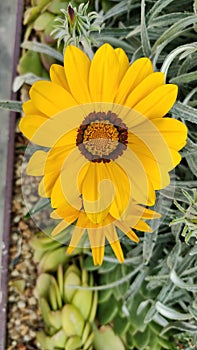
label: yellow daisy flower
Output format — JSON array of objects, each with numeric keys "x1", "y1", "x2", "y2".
[{"x1": 19, "y1": 43, "x2": 187, "y2": 265}]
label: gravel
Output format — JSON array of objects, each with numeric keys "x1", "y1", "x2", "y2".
[{"x1": 6, "y1": 130, "x2": 42, "y2": 350}]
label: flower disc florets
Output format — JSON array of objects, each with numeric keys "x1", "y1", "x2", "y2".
[{"x1": 76, "y1": 111, "x2": 128, "y2": 163}]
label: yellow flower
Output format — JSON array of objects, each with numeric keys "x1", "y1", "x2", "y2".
[{"x1": 19, "y1": 44, "x2": 187, "y2": 265}]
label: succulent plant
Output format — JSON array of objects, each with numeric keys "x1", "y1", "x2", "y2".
[
  {"x1": 30, "y1": 228, "x2": 83, "y2": 273},
  {"x1": 84, "y1": 249, "x2": 177, "y2": 350},
  {"x1": 35, "y1": 260, "x2": 98, "y2": 350}
]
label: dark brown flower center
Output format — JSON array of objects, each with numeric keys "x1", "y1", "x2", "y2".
[{"x1": 76, "y1": 111, "x2": 128, "y2": 163}]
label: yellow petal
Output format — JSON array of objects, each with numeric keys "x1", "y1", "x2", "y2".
[
  {"x1": 67, "y1": 227, "x2": 85, "y2": 254},
  {"x1": 64, "y1": 45, "x2": 91, "y2": 103},
  {"x1": 44, "y1": 144, "x2": 75, "y2": 174},
  {"x1": 18, "y1": 115, "x2": 48, "y2": 142},
  {"x1": 22, "y1": 100, "x2": 47, "y2": 116},
  {"x1": 133, "y1": 84, "x2": 178, "y2": 119},
  {"x1": 116, "y1": 148, "x2": 155, "y2": 206},
  {"x1": 88, "y1": 228, "x2": 105, "y2": 265},
  {"x1": 80, "y1": 162, "x2": 115, "y2": 224},
  {"x1": 51, "y1": 147, "x2": 86, "y2": 210},
  {"x1": 50, "y1": 64, "x2": 70, "y2": 91},
  {"x1": 89, "y1": 43, "x2": 119, "y2": 102},
  {"x1": 67, "y1": 212, "x2": 88, "y2": 253},
  {"x1": 126, "y1": 72, "x2": 165, "y2": 107},
  {"x1": 128, "y1": 137, "x2": 171, "y2": 190},
  {"x1": 133, "y1": 220, "x2": 153, "y2": 232},
  {"x1": 152, "y1": 118, "x2": 187, "y2": 150},
  {"x1": 51, "y1": 204, "x2": 80, "y2": 221},
  {"x1": 115, "y1": 221, "x2": 139, "y2": 242},
  {"x1": 29, "y1": 81, "x2": 77, "y2": 116},
  {"x1": 115, "y1": 48, "x2": 129, "y2": 82},
  {"x1": 38, "y1": 175, "x2": 57, "y2": 198},
  {"x1": 115, "y1": 57, "x2": 153, "y2": 105},
  {"x1": 27, "y1": 150, "x2": 47, "y2": 176},
  {"x1": 105, "y1": 226, "x2": 124, "y2": 263},
  {"x1": 132, "y1": 204, "x2": 161, "y2": 220},
  {"x1": 104, "y1": 162, "x2": 131, "y2": 220},
  {"x1": 51, "y1": 219, "x2": 73, "y2": 237},
  {"x1": 29, "y1": 105, "x2": 84, "y2": 147}
]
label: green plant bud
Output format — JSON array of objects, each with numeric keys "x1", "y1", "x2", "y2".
[
  {"x1": 62, "y1": 304, "x2": 85, "y2": 338},
  {"x1": 38, "y1": 246, "x2": 68, "y2": 273},
  {"x1": 65, "y1": 335, "x2": 83, "y2": 350},
  {"x1": 93, "y1": 326, "x2": 125, "y2": 350},
  {"x1": 72, "y1": 288, "x2": 93, "y2": 320},
  {"x1": 64, "y1": 267, "x2": 81, "y2": 303}
]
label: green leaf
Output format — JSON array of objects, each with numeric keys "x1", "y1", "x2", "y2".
[
  {"x1": 0, "y1": 100, "x2": 22, "y2": 112},
  {"x1": 21, "y1": 41, "x2": 64, "y2": 62},
  {"x1": 170, "y1": 71, "x2": 197, "y2": 84},
  {"x1": 161, "y1": 321, "x2": 197, "y2": 335},
  {"x1": 170, "y1": 269, "x2": 197, "y2": 291},
  {"x1": 156, "y1": 301, "x2": 192, "y2": 320},
  {"x1": 171, "y1": 102, "x2": 197, "y2": 124},
  {"x1": 147, "y1": 0, "x2": 175, "y2": 22},
  {"x1": 141, "y1": 0, "x2": 151, "y2": 57},
  {"x1": 98, "y1": 294, "x2": 119, "y2": 325},
  {"x1": 34, "y1": 12, "x2": 54, "y2": 31}
]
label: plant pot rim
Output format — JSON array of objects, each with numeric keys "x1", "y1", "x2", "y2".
[{"x1": 0, "y1": 1, "x2": 24, "y2": 349}]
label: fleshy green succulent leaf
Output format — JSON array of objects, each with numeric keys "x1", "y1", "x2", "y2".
[
  {"x1": 72, "y1": 288, "x2": 93, "y2": 320},
  {"x1": 65, "y1": 335, "x2": 83, "y2": 350},
  {"x1": 62, "y1": 304, "x2": 85, "y2": 337},
  {"x1": 48, "y1": 310, "x2": 62, "y2": 330},
  {"x1": 17, "y1": 51, "x2": 43, "y2": 76},
  {"x1": 36, "y1": 331, "x2": 55, "y2": 350},
  {"x1": 47, "y1": 0, "x2": 68, "y2": 14},
  {"x1": 34, "y1": 12, "x2": 54, "y2": 31},
  {"x1": 64, "y1": 266, "x2": 81, "y2": 303},
  {"x1": 34, "y1": 272, "x2": 52, "y2": 299},
  {"x1": 93, "y1": 326, "x2": 125, "y2": 350},
  {"x1": 39, "y1": 297, "x2": 53, "y2": 327},
  {"x1": 50, "y1": 329, "x2": 67, "y2": 348},
  {"x1": 23, "y1": 6, "x2": 40, "y2": 25},
  {"x1": 38, "y1": 246, "x2": 68, "y2": 273}
]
